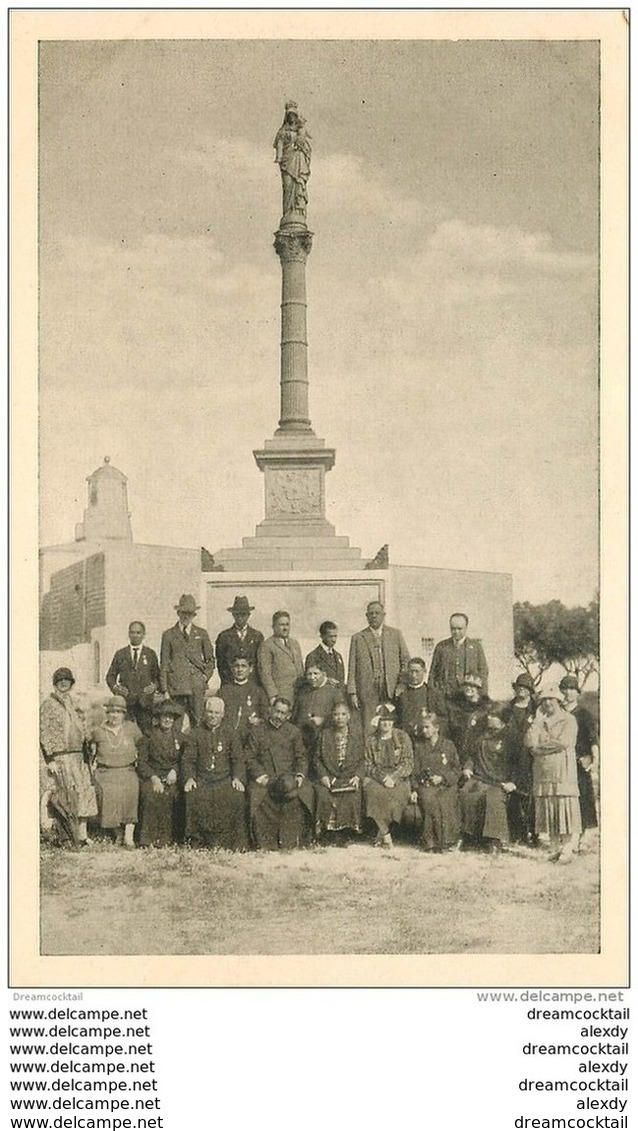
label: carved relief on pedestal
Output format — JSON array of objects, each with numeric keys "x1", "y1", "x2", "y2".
[{"x1": 266, "y1": 469, "x2": 322, "y2": 517}]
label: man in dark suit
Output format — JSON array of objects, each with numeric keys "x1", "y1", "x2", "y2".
[
  {"x1": 105, "y1": 621, "x2": 160, "y2": 733},
  {"x1": 347, "y1": 601, "x2": 410, "y2": 733},
  {"x1": 428, "y1": 612, "x2": 489, "y2": 714},
  {"x1": 159, "y1": 594, "x2": 216, "y2": 725},
  {"x1": 304, "y1": 620, "x2": 345, "y2": 686},
  {"x1": 215, "y1": 595, "x2": 264, "y2": 686}
]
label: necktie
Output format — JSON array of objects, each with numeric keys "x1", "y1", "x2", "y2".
[
  {"x1": 133, "y1": 648, "x2": 139, "y2": 669},
  {"x1": 182, "y1": 626, "x2": 189, "y2": 641}
]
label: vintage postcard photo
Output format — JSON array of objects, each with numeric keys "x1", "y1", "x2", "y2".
[{"x1": 10, "y1": 10, "x2": 627, "y2": 986}]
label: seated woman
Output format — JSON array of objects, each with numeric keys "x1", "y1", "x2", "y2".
[
  {"x1": 411, "y1": 711, "x2": 461, "y2": 852},
  {"x1": 292, "y1": 662, "x2": 344, "y2": 760},
  {"x1": 459, "y1": 705, "x2": 516, "y2": 854},
  {"x1": 136, "y1": 700, "x2": 184, "y2": 847},
  {"x1": 363, "y1": 704, "x2": 413, "y2": 848},
  {"x1": 91, "y1": 695, "x2": 141, "y2": 848},
  {"x1": 182, "y1": 696, "x2": 248, "y2": 850},
  {"x1": 314, "y1": 702, "x2": 365, "y2": 841},
  {"x1": 39, "y1": 667, "x2": 97, "y2": 848},
  {"x1": 446, "y1": 675, "x2": 493, "y2": 764}
]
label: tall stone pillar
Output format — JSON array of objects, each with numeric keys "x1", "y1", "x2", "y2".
[{"x1": 275, "y1": 226, "x2": 313, "y2": 433}]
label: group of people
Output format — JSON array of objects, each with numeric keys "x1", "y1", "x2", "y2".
[{"x1": 39, "y1": 595, "x2": 599, "y2": 863}]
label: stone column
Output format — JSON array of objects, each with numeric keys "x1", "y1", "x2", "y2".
[{"x1": 274, "y1": 227, "x2": 313, "y2": 433}]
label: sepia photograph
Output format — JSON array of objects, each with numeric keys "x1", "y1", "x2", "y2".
[{"x1": 11, "y1": 10, "x2": 627, "y2": 985}]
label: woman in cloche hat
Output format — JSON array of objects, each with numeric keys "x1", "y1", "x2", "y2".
[
  {"x1": 524, "y1": 688, "x2": 581, "y2": 863},
  {"x1": 136, "y1": 700, "x2": 185, "y2": 847},
  {"x1": 362, "y1": 703, "x2": 413, "y2": 847},
  {"x1": 90, "y1": 696, "x2": 141, "y2": 848},
  {"x1": 39, "y1": 668, "x2": 98, "y2": 847}
]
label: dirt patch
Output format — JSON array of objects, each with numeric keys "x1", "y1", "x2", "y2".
[{"x1": 40, "y1": 837, "x2": 600, "y2": 956}]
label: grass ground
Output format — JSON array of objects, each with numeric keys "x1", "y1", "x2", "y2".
[{"x1": 40, "y1": 834, "x2": 599, "y2": 956}]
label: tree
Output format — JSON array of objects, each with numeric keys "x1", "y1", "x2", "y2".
[{"x1": 513, "y1": 597, "x2": 599, "y2": 689}]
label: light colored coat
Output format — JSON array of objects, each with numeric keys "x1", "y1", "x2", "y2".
[{"x1": 257, "y1": 635, "x2": 304, "y2": 705}]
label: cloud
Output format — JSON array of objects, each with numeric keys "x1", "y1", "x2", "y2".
[{"x1": 426, "y1": 219, "x2": 596, "y2": 275}]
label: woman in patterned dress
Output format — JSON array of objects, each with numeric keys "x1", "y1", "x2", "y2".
[{"x1": 39, "y1": 667, "x2": 97, "y2": 847}]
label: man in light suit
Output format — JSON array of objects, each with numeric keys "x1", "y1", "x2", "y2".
[
  {"x1": 347, "y1": 601, "x2": 410, "y2": 733},
  {"x1": 428, "y1": 612, "x2": 489, "y2": 714},
  {"x1": 215, "y1": 595, "x2": 265, "y2": 686},
  {"x1": 105, "y1": 620, "x2": 160, "y2": 733},
  {"x1": 304, "y1": 620, "x2": 346, "y2": 687},
  {"x1": 257, "y1": 610, "x2": 304, "y2": 708},
  {"x1": 159, "y1": 594, "x2": 216, "y2": 725}
]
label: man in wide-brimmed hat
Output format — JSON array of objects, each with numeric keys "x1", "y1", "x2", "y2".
[
  {"x1": 215, "y1": 595, "x2": 264, "y2": 686},
  {"x1": 159, "y1": 594, "x2": 215, "y2": 726}
]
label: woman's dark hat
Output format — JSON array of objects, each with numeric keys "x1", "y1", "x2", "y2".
[
  {"x1": 512, "y1": 673, "x2": 535, "y2": 691},
  {"x1": 52, "y1": 667, "x2": 75, "y2": 687},
  {"x1": 154, "y1": 700, "x2": 183, "y2": 718},
  {"x1": 558, "y1": 674, "x2": 580, "y2": 692}
]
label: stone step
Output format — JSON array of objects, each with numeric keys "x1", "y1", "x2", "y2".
[
  {"x1": 253, "y1": 521, "x2": 336, "y2": 539},
  {"x1": 216, "y1": 543, "x2": 363, "y2": 562},
  {"x1": 214, "y1": 555, "x2": 368, "y2": 573},
  {"x1": 242, "y1": 534, "x2": 352, "y2": 550}
]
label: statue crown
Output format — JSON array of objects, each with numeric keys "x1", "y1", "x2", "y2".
[{"x1": 285, "y1": 100, "x2": 299, "y2": 113}]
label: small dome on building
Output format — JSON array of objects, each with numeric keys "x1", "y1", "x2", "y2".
[{"x1": 75, "y1": 456, "x2": 133, "y2": 543}]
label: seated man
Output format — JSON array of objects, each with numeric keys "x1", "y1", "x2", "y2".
[
  {"x1": 459, "y1": 706, "x2": 516, "y2": 854},
  {"x1": 218, "y1": 653, "x2": 270, "y2": 747},
  {"x1": 182, "y1": 696, "x2": 248, "y2": 850},
  {"x1": 245, "y1": 698, "x2": 315, "y2": 850},
  {"x1": 304, "y1": 621, "x2": 346, "y2": 687}
]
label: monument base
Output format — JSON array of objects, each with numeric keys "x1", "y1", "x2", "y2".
[{"x1": 214, "y1": 430, "x2": 365, "y2": 571}]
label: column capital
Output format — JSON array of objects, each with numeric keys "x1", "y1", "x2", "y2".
[{"x1": 274, "y1": 228, "x2": 314, "y2": 262}]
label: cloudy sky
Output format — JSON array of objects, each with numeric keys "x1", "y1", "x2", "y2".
[{"x1": 38, "y1": 38, "x2": 599, "y2": 604}]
